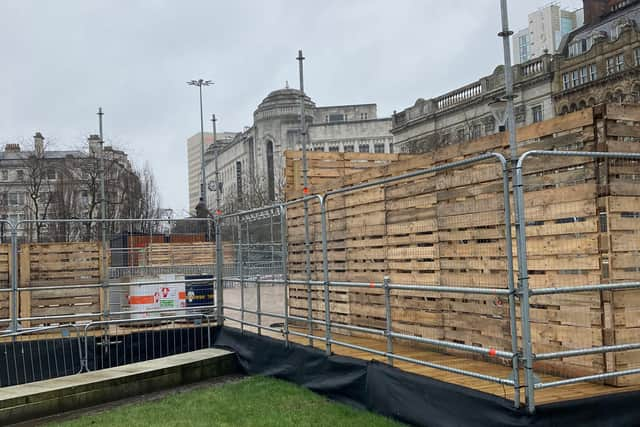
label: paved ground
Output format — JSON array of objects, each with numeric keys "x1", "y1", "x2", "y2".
[{"x1": 223, "y1": 283, "x2": 286, "y2": 330}]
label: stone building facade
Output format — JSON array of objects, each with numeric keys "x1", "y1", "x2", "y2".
[
  {"x1": 0, "y1": 132, "x2": 139, "y2": 238},
  {"x1": 391, "y1": 55, "x2": 555, "y2": 153},
  {"x1": 392, "y1": 0, "x2": 640, "y2": 154},
  {"x1": 186, "y1": 131, "x2": 235, "y2": 212},
  {"x1": 201, "y1": 88, "x2": 393, "y2": 212},
  {"x1": 554, "y1": 0, "x2": 640, "y2": 112}
]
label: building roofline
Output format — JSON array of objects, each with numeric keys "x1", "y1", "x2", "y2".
[
  {"x1": 308, "y1": 117, "x2": 392, "y2": 128},
  {"x1": 315, "y1": 103, "x2": 377, "y2": 109}
]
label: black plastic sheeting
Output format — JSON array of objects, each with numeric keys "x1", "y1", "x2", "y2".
[
  {"x1": 0, "y1": 337, "x2": 84, "y2": 387},
  {"x1": 86, "y1": 326, "x2": 209, "y2": 371},
  {"x1": 0, "y1": 326, "x2": 209, "y2": 387},
  {"x1": 213, "y1": 326, "x2": 640, "y2": 427}
]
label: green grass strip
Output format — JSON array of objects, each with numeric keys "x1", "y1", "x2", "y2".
[{"x1": 49, "y1": 376, "x2": 404, "y2": 427}]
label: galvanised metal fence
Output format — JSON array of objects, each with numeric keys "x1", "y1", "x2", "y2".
[
  {"x1": 512, "y1": 150, "x2": 640, "y2": 413},
  {"x1": 1, "y1": 151, "x2": 640, "y2": 415},
  {"x1": 219, "y1": 150, "x2": 640, "y2": 414},
  {"x1": 220, "y1": 153, "x2": 524, "y2": 406},
  {"x1": 0, "y1": 218, "x2": 221, "y2": 387}
]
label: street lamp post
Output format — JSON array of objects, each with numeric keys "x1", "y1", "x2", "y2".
[
  {"x1": 187, "y1": 79, "x2": 213, "y2": 209},
  {"x1": 211, "y1": 114, "x2": 220, "y2": 214},
  {"x1": 297, "y1": 49, "x2": 313, "y2": 346},
  {"x1": 498, "y1": 0, "x2": 517, "y2": 160},
  {"x1": 498, "y1": 0, "x2": 535, "y2": 414}
]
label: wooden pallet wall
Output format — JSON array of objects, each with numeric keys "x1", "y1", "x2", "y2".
[
  {"x1": 285, "y1": 151, "x2": 420, "y2": 200},
  {"x1": 146, "y1": 242, "x2": 214, "y2": 266},
  {"x1": 286, "y1": 104, "x2": 640, "y2": 383},
  {"x1": 19, "y1": 242, "x2": 104, "y2": 327},
  {"x1": 145, "y1": 242, "x2": 234, "y2": 266},
  {"x1": 0, "y1": 245, "x2": 11, "y2": 323},
  {"x1": 597, "y1": 104, "x2": 640, "y2": 385}
]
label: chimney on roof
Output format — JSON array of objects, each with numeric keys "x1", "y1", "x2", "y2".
[
  {"x1": 88, "y1": 134, "x2": 101, "y2": 154},
  {"x1": 4, "y1": 144, "x2": 20, "y2": 153},
  {"x1": 34, "y1": 132, "x2": 44, "y2": 156},
  {"x1": 583, "y1": 0, "x2": 619, "y2": 25}
]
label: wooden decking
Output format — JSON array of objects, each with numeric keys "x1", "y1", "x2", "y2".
[{"x1": 259, "y1": 325, "x2": 640, "y2": 406}]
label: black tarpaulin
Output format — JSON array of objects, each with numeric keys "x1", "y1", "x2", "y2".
[{"x1": 214, "y1": 326, "x2": 640, "y2": 427}]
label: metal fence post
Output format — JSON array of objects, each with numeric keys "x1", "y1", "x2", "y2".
[
  {"x1": 256, "y1": 274, "x2": 262, "y2": 336},
  {"x1": 280, "y1": 205, "x2": 290, "y2": 347},
  {"x1": 320, "y1": 196, "x2": 331, "y2": 355},
  {"x1": 10, "y1": 223, "x2": 18, "y2": 335},
  {"x1": 238, "y1": 219, "x2": 244, "y2": 333},
  {"x1": 215, "y1": 217, "x2": 224, "y2": 327},
  {"x1": 514, "y1": 159, "x2": 536, "y2": 413},
  {"x1": 500, "y1": 156, "x2": 520, "y2": 409},
  {"x1": 101, "y1": 219, "x2": 109, "y2": 327},
  {"x1": 383, "y1": 276, "x2": 393, "y2": 366},
  {"x1": 305, "y1": 197, "x2": 313, "y2": 346}
]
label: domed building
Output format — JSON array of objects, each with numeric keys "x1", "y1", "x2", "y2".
[
  {"x1": 251, "y1": 88, "x2": 316, "y2": 202},
  {"x1": 192, "y1": 87, "x2": 393, "y2": 213}
]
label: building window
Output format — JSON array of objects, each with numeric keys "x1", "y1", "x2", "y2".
[
  {"x1": 560, "y1": 17, "x2": 574, "y2": 37},
  {"x1": 617, "y1": 53, "x2": 625, "y2": 72},
  {"x1": 359, "y1": 112, "x2": 368, "y2": 120},
  {"x1": 607, "y1": 54, "x2": 625, "y2": 75},
  {"x1": 47, "y1": 168, "x2": 56, "y2": 180},
  {"x1": 16, "y1": 170, "x2": 24, "y2": 181},
  {"x1": 344, "y1": 145, "x2": 354, "y2": 152},
  {"x1": 572, "y1": 70, "x2": 580, "y2": 87},
  {"x1": 484, "y1": 120, "x2": 495, "y2": 135},
  {"x1": 635, "y1": 47, "x2": 640, "y2": 66},
  {"x1": 266, "y1": 140, "x2": 275, "y2": 201},
  {"x1": 236, "y1": 161, "x2": 242, "y2": 203},
  {"x1": 607, "y1": 57, "x2": 616, "y2": 75},
  {"x1": 358, "y1": 144, "x2": 370, "y2": 153},
  {"x1": 471, "y1": 124, "x2": 481, "y2": 139},
  {"x1": 580, "y1": 66, "x2": 588, "y2": 84},
  {"x1": 568, "y1": 38, "x2": 592, "y2": 57},
  {"x1": 1, "y1": 170, "x2": 7, "y2": 181},
  {"x1": 374, "y1": 143, "x2": 385, "y2": 153},
  {"x1": 328, "y1": 146, "x2": 339, "y2": 152},
  {"x1": 328, "y1": 113, "x2": 345, "y2": 122},
  {"x1": 456, "y1": 128, "x2": 466, "y2": 141},
  {"x1": 518, "y1": 34, "x2": 529, "y2": 63},
  {"x1": 8, "y1": 193, "x2": 23, "y2": 206},
  {"x1": 562, "y1": 73, "x2": 571, "y2": 90},
  {"x1": 590, "y1": 63, "x2": 598, "y2": 81},
  {"x1": 531, "y1": 105, "x2": 543, "y2": 123}
]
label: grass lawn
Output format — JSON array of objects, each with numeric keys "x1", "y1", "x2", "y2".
[{"x1": 48, "y1": 376, "x2": 404, "y2": 427}]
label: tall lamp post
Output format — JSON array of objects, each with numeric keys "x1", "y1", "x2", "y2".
[
  {"x1": 187, "y1": 79, "x2": 213, "y2": 209},
  {"x1": 210, "y1": 114, "x2": 220, "y2": 214},
  {"x1": 498, "y1": 0, "x2": 535, "y2": 415},
  {"x1": 297, "y1": 49, "x2": 313, "y2": 345}
]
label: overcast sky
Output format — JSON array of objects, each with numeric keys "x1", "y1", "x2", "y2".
[{"x1": 0, "y1": 0, "x2": 583, "y2": 217}]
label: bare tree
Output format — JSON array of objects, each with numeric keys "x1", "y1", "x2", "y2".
[
  {"x1": 219, "y1": 171, "x2": 285, "y2": 214},
  {"x1": 21, "y1": 139, "x2": 57, "y2": 241},
  {"x1": 404, "y1": 105, "x2": 490, "y2": 154}
]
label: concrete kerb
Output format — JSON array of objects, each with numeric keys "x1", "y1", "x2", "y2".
[{"x1": 0, "y1": 348, "x2": 238, "y2": 425}]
